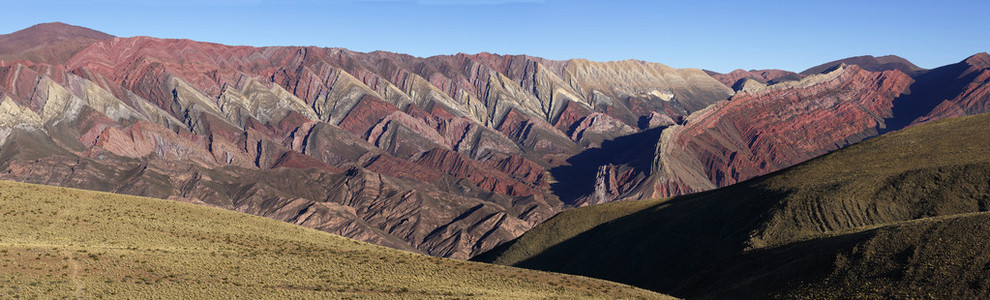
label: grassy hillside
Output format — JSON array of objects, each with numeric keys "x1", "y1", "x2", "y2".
[
  {"x1": 474, "y1": 112, "x2": 990, "y2": 297},
  {"x1": 0, "y1": 180, "x2": 666, "y2": 299}
]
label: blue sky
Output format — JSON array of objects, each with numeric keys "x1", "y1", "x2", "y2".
[{"x1": 0, "y1": 0, "x2": 988, "y2": 73}]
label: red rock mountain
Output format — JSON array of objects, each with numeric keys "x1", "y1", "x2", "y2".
[
  {"x1": 0, "y1": 23, "x2": 988, "y2": 258},
  {"x1": 0, "y1": 24, "x2": 731, "y2": 259},
  {"x1": 643, "y1": 65, "x2": 913, "y2": 198},
  {"x1": 564, "y1": 54, "x2": 990, "y2": 205},
  {"x1": 908, "y1": 53, "x2": 990, "y2": 125}
]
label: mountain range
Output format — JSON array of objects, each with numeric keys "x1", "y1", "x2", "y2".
[{"x1": 1, "y1": 22, "x2": 989, "y2": 264}]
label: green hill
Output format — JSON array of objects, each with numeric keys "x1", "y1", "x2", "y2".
[
  {"x1": 0, "y1": 180, "x2": 666, "y2": 299},
  {"x1": 473, "y1": 112, "x2": 990, "y2": 298}
]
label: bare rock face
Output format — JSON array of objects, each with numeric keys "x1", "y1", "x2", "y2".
[
  {"x1": 568, "y1": 112, "x2": 637, "y2": 148},
  {"x1": 561, "y1": 59, "x2": 733, "y2": 118},
  {"x1": 414, "y1": 148, "x2": 535, "y2": 197},
  {"x1": 708, "y1": 69, "x2": 804, "y2": 88},
  {"x1": 640, "y1": 111, "x2": 676, "y2": 129},
  {"x1": 641, "y1": 65, "x2": 914, "y2": 198},
  {"x1": 729, "y1": 78, "x2": 767, "y2": 93}
]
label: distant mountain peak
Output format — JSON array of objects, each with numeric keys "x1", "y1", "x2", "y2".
[
  {"x1": 8, "y1": 22, "x2": 113, "y2": 40},
  {"x1": 964, "y1": 52, "x2": 990, "y2": 69},
  {"x1": 0, "y1": 22, "x2": 113, "y2": 65},
  {"x1": 800, "y1": 54, "x2": 925, "y2": 76},
  {"x1": 23, "y1": 21, "x2": 70, "y2": 29}
]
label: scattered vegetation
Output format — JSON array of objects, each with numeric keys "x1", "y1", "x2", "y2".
[{"x1": 0, "y1": 180, "x2": 665, "y2": 299}]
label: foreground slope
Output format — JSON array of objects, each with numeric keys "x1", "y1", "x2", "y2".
[
  {"x1": 475, "y1": 112, "x2": 990, "y2": 297},
  {"x1": 0, "y1": 180, "x2": 664, "y2": 299}
]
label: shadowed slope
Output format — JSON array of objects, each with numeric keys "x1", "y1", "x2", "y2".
[
  {"x1": 548, "y1": 126, "x2": 665, "y2": 206},
  {"x1": 901, "y1": 53, "x2": 990, "y2": 127},
  {"x1": 676, "y1": 212, "x2": 990, "y2": 299},
  {"x1": 475, "y1": 112, "x2": 990, "y2": 296},
  {"x1": 0, "y1": 180, "x2": 665, "y2": 299}
]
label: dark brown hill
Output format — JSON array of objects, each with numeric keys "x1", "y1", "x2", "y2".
[
  {"x1": 800, "y1": 54, "x2": 925, "y2": 76},
  {"x1": 0, "y1": 22, "x2": 112, "y2": 64}
]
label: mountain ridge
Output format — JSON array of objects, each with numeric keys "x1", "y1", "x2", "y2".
[
  {"x1": 800, "y1": 54, "x2": 925, "y2": 76},
  {"x1": 1, "y1": 22, "x2": 989, "y2": 262}
]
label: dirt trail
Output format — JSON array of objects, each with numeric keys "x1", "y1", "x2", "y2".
[{"x1": 62, "y1": 249, "x2": 83, "y2": 299}]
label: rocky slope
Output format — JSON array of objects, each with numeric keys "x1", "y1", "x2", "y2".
[
  {"x1": 904, "y1": 52, "x2": 990, "y2": 126},
  {"x1": 570, "y1": 53, "x2": 990, "y2": 204},
  {"x1": 474, "y1": 111, "x2": 990, "y2": 298},
  {"x1": 642, "y1": 65, "x2": 913, "y2": 198},
  {"x1": 554, "y1": 64, "x2": 916, "y2": 204},
  {"x1": 706, "y1": 68, "x2": 804, "y2": 89},
  {"x1": 0, "y1": 23, "x2": 732, "y2": 259}
]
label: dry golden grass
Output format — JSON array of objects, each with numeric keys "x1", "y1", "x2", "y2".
[{"x1": 0, "y1": 180, "x2": 666, "y2": 299}]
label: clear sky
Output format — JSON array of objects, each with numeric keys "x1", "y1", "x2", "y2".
[{"x1": 0, "y1": 0, "x2": 988, "y2": 73}]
